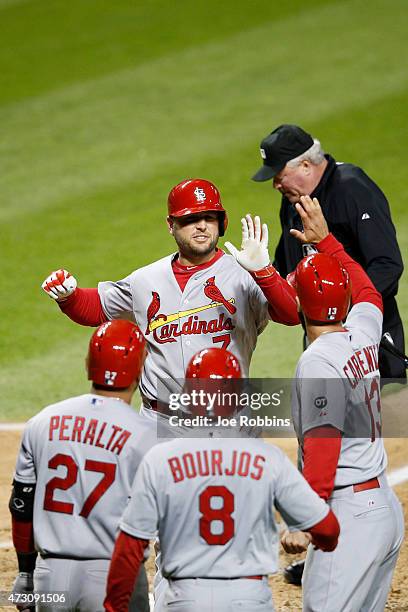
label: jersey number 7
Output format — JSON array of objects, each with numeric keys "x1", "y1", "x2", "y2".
[{"x1": 43, "y1": 453, "x2": 116, "y2": 518}]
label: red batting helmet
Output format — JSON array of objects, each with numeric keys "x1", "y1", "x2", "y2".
[
  {"x1": 294, "y1": 253, "x2": 351, "y2": 322},
  {"x1": 167, "y1": 178, "x2": 228, "y2": 236},
  {"x1": 186, "y1": 347, "x2": 242, "y2": 379},
  {"x1": 87, "y1": 320, "x2": 146, "y2": 388},
  {"x1": 185, "y1": 348, "x2": 242, "y2": 418}
]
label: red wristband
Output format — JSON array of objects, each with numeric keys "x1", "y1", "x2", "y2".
[{"x1": 251, "y1": 264, "x2": 276, "y2": 279}]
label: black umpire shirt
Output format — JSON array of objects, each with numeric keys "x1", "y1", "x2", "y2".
[{"x1": 273, "y1": 154, "x2": 406, "y2": 380}]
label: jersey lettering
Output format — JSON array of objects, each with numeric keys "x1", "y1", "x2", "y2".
[
  {"x1": 167, "y1": 451, "x2": 266, "y2": 483},
  {"x1": 343, "y1": 343, "x2": 379, "y2": 388},
  {"x1": 48, "y1": 417, "x2": 131, "y2": 455},
  {"x1": 153, "y1": 314, "x2": 234, "y2": 345}
]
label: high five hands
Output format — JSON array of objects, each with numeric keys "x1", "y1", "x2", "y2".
[
  {"x1": 290, "y1": 196, "x2": 329, "y2": 244},
  {"x1": 224, "y1": 214, "x2": 270, "y2": 272}
]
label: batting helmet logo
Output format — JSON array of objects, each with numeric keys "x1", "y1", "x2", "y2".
[
  {"x1": 87, "y1": 320, "x2": 146, "y2": 389},
  {"x1": 294, "y1": 253, "x2": 351, "y2": 323},
  {"x1": 194, "y1": 187, "x2": 206, "y2": 202},
  {"x1": 167, "y1": 178, "x2": 228, "y2": 236}
]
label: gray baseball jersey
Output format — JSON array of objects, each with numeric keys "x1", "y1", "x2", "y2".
[
  {"x1": 292, "y1": 302, "x2": 387, "y2": 486},
  {"x1": 98, "y1": 253, "x2": 269, "y2": 402},
  {"x1": 14, "y1": 393, "x2": 159, "y2": 558},
  {"x1": 120, "y1": 437, "x2": 330, "y2": 579}
]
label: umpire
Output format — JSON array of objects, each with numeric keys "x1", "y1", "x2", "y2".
[{"x1": 252, "y1": 124, "x2": 405, "y2": 381}]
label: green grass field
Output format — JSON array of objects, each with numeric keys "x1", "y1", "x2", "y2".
[{"x1": 1, "y1": 0, "x2": 407, "y2": 420}]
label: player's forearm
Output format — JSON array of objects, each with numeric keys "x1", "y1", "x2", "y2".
[
  {"x1": 308, "y1": 509, "x2": 340, "y2": 552},
  {"x1": 317, "y1": 234, "x2": 383, "y2": 311},
  {"x1": 303, "y1": 426, "x2": 342, "y2": 501},
  {"x1": 104, "y1": 531, "x2": 148, "y2": 612},
  {"x1": 11, "y1": 517, "x2": 35, "y2": 554},
  {"x1": 252, "y1": 266, "x2": 300, "y2": 325},
  {"x1": 58, "y1": 288, "x2": 108, "y2": 326}
]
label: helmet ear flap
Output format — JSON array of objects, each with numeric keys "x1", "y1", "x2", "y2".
[{"x1": 218, "y1": 211, "x2": 228, "y2": 237}]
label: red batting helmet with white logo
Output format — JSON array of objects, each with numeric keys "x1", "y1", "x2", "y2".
[
  {"x1": 167, "y1": 178, "x2": 228, "y2": 236},
  {"x1": 87, "y1": 320, "x2": 146, "y2": 389},
  {"x1": 294, "y1": 253, "x2": 351, "y2": 322}
]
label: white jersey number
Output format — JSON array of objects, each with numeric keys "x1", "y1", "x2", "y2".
[
  {"x1": 43, "y1": 453, "x2": 116, "y2": 518},
  {"x1": 199, "y1": 485, "x2": 234, "y2": 545}
]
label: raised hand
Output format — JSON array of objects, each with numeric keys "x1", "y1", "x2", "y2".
[
  {"x1": 290, "y1": 196, "x2": 329, "y2": 244},
  {"x1": 42, "y1": 269, "x2": 77, "y2": 301},
  {"x1": 224, "y1": 214, "x2": 270, "y2": 272}
]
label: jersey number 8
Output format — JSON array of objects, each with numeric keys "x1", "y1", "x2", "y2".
[{"x1": 199, "y1": 485, "x2": 234, "y2": 545}]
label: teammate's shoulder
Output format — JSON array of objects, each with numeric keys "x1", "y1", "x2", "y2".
[
  {"x1": 345, "y1": 302, "x2": 383, "y2": 341},
  {"x1": 25, "y1": 394, "x2": 90, "y2": 427},
  {"x1": 295, "y1": 343, "x2": 337, "y2": 376},
  {"x1": 131, "y1": 254, "x2": 175, "y2": 278},
  {"x1": 257, "y1": 442, "x2": 288, "y2": 466},
  {"x1": 139, "y1": 437, "x2": 176, "y2": 463},
  {"x1": 347, "y1": 301, "x2": 383, "y2": 319}
]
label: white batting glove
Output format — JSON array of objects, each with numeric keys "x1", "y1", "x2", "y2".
[
  {"x1": 11, "y1": 572, "x2": 35, "y2": 610},
  {"x1": 224, "y1": 214, "x2": 270, "y2": 272},
  {"x1": 42, "y1": 269, "x2": 77, "y2": 301}
]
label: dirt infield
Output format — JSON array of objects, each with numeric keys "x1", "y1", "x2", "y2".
[{"x1": 1, "y1": 388, "x2": 407, "y2": 610}]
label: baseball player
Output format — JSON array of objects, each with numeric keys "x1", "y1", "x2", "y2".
[
  {"x1": 104, "y1": 347, "x2": 340, "y2": 612},
  {"x1": 282, "y1": 195, "x2": 404, "y2": 611},
  {"x1": 9, "y1": 320, "x2": 158, "y2": 612},
  {"x1": 41, "y1": 178, "x2": 299, "y2": 420}
]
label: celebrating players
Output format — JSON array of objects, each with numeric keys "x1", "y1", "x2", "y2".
[
  {"x1": 41, "y1": 178, "x2": 299, "y2": 421},
  {"x1": 104, "y1": 347, "x2": 340, "y2": 612},
  {"x1": 9, "y1": 320, "x2": 158, "y2": 612},
  {"x1": 282, "y1": 196, "x2": 404, "y2": 610}
]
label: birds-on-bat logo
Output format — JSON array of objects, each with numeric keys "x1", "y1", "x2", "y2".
[
  {"x1": 203, "y1": 276, "x2": 237, "y2": 314},
  {"x1": 145, "y1": 291, "x2": 167, "y2": 335}
]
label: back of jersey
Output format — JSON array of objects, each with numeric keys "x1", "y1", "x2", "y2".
[
  {"x1": 121, "y1": 436, "x2": 329, "y2": 578},
  {"x1": 293, "y1": 301, "x2": 386, "y2": 486},
  {"x1": 14, "y1": 394, "x2": 158, "y2": 558}
]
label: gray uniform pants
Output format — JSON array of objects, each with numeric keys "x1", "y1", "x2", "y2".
[
  {"x1": 34, "y1": 557, "x2": 149, "y2": 611},
  {"x1": 303, "y1": 474, "x2": 404, "y2": 612},
  {"x1": 155, "y1": 577, "x2": 274, "y2": 612}
]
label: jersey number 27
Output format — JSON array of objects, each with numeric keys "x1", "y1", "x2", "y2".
[{"x1": 43, "y1": 453, "x2": 116, "y2": 518}]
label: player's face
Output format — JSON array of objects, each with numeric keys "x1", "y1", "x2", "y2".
[
  {"x1": 273, "y1": 161, "x2": 314, "y2": 203},
  {"x1": 169, "y1": 212, "x2": 219, "y2": 259}
]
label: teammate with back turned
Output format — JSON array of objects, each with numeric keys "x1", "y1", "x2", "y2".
[
  {"x1": 9, "y1": 320, "x2": 157, "y2": 612},
  {"x1": 41, "y1": 178, "x2": 299, "y2": 422},
  {"x1": 104, "y1": 347, "x2": 340, "y2": 612},
  {"x1": 281, "y1": 195, "x2": 404, "y2": 611}
]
